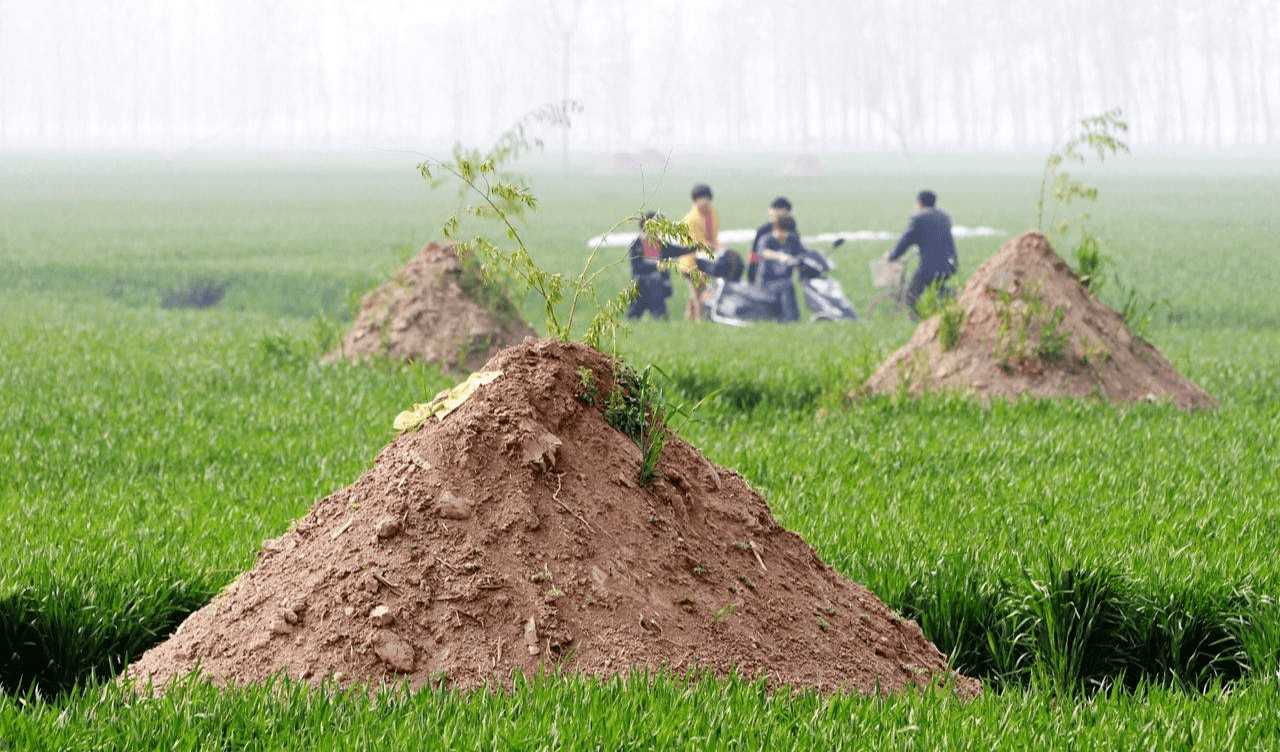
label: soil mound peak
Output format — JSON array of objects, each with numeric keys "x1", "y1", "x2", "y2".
[
  {"x1": 864, "y1": 231, "x2": 1217, "y2": 409},
  {"x1": 779, "y1": 154, "x2": 823, "y2": 176},
  {"x1": 130, "y1": 338, "x2": 977, "y2": 696},
  {"x1": 596, "y1": 150, "x2": 670, "y2": 175},
  {"x1": 324, "y1": 241, "x2": 535, "y2": 372}
]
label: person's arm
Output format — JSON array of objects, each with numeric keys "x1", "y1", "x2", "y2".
[
  {"x1": 887, "y1": 215, "x2": 920, "y2": 261},
  {"x1": 758, "y1": 235, "x2": 791, "y2": 262},
  {"x1": 629, "y1": 238, "x2": 657, "y2": 276},
  {"x1": 658, "y1": 242, "x2": 690, "y2": 261},
  {"x1": 752, "y1": 225, "x2": 769, "y2": 258}
]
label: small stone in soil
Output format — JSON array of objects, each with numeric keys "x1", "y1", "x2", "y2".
[
  {"x1": 376, "y1": 517, "x2": 401, "y2": 538},
  {"x1": 370, "y1": 605, "x2": 395, "y2": 627},
  {"x1": 437, "y1": 491, "x2": 473, "y2": 520},
  {"x1": 524, "y1": 616, "x2": 539, "y2": 655},
  {"x1": 373, "y1": 632, "x2": 415, "y2": 672}
]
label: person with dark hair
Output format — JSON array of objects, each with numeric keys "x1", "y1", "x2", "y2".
[
  {"x1": 625, "y1": 211, "x2": 687, "y2": 320},
  {"x1": 750, "y1": 196, "x2": 796, "y2": 284},
  {"x1": 756, "y1": 215, "x2": 803, "y2": 322},
  {"x1": 885, "y1": 189, "x2": 958, "y2": 319},
  {"x1": 678, "y1": 183, "x2": 723, "y2": 320}
]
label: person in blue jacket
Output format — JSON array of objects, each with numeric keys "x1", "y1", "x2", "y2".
[
  {"x1": 626, "y1": 211, "x2": 688, "y2": 320},
  {"x1": 756, "y1": 215, "x2": 803, "y2": 323},
  {"x1": 749, "y1": 196, "x2": 795, "y2": 284},
  {"x1": 884, "y1": 190, "x2": 959, "y2": 318}
]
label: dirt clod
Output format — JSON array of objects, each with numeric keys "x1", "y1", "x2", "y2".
[
  {"x1": 375, "y1": 517, "x2": 401, "y2": 539},
  {"x1": 373, "y1": 632, "x2": 415, "y2": 673},
  {"x1": 524, "y1": 617, "x2": 540, "y2": 656},
  {"x1": 436, "y1": 492, "x2": 473, "y2": 520},
  {"x1": 370, "y1": 605, "x2": 395, "y2": 627}
]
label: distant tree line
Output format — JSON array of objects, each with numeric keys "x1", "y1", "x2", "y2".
[{"x1": 1, "y1": 0, "x2": 1275, "y2": 151}]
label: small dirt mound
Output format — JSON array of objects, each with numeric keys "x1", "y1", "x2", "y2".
[
  {"x1": 324, "y1": 241, "x2": 535, "y2": 372},
  {"x1": 779, "y1": 154, "x2": 823, "y2": 176},
  {"x1": 864, "y1": 231, "x2": 1217, "y2": 409},
  {"x1": 129, "y1": 338, "x2": 978, "y2": 697},
  {"x1": 596, "y1": 150, "x2": 670, "y2": 175}
]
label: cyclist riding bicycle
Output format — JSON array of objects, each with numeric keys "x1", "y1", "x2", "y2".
[{"x1": 883, "y1": 189, "x2": 958, "y2": 320}]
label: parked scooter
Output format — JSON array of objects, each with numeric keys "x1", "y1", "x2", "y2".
[
  {"x1": 706, "y1": 240, "x2": 859, "y2": 326},
  {"x1": 796, "y1": 241, "x2": 860, "y2": 322}
]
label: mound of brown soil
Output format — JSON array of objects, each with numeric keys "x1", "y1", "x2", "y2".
[
  {"x1": 130, "y1": 339, "x2": 978, "y2": 696},
  {"x1": 324, "y1": 241, "x2": 535, "y2": 372},
  {"x1": 596, "y1": 150, "x2": 671, "y2": 175},
  {"x1": 864, "y1": 231, "x2": 1217, "y2": 409},
  {"x1": 779, "y1": 154, "x2": 823, "y2": 176}
]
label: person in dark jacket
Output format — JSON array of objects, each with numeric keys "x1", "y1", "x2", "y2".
[
  {"x1": 756, "y1": 215, "x2": 803, "y2": 322},
  {"x1": 749, "y1": 196, "x2": 795, "y2": 284},
  {"x1": 626, "y1": 211, "x2": 688, "y2": 320},
  {"x1": 885, "y1": 190, "x2": 959, "y2": 318}
]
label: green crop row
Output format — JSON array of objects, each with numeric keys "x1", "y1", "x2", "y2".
[{"x1": 3, "y1": 671, "x2": 1280, "y2": 751}]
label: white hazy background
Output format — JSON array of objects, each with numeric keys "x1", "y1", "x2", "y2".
[{"x1": 2, "y1": 0, "x2": 1277, "y2": 153}]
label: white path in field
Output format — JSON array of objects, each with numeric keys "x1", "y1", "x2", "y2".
[{"x1": 586, "y1": 226, "x2": 1005, "y2": 248}]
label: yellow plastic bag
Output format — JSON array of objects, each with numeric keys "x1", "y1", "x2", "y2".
[{"x1": 393, "y1": 370, "x2": 502, "y2": 432}]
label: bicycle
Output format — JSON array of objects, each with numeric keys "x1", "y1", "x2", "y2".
[{"x1": 867, "y1": 257, "x2": 955, "y2": 318}]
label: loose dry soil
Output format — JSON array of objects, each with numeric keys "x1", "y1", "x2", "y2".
[
  {"x1": 864, "y1": 230, "x2": 1218, "y2": 409},
  {"x1": 323, "y1": 241, "x2": 535, "y2": 372},
  {"x1": 130, "y1": 338, "x2": 978, "y2": 697}
]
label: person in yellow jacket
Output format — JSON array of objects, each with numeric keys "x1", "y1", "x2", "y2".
[{"x1": 679, "y1": 183, "x2": 721, "y2": 320}]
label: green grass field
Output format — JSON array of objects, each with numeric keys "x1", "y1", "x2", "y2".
[{"x1": 2, "y1": 150, "x2": 1278, "y2": 748}]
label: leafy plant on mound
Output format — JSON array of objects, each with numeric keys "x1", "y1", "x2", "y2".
[
  {"x1": 1036, "y1": 108, "x2": 1129, "y2": 241},
  {"x1": 575, "y1": 361, "x2": 666, "y2": 481},
  {"x1": 1074, "y1": 233, "x2": 1107, "y2": 294},
  {"x1": 1035, "y1": 109, "x2": 1163, "y2": 337},
  {"x1": 412, "y1": 103, "x2": 710, "y2": 486},
  {"x1": 992, "y1": 280, "x2": 1075, "y2": 372},
  {"x1": 417, "y1": 102, "x2": 700, "y2": 354},
  {"x1": 597, "y1": 364, "x2": 717, "y2": 486},
  {"x1": 917, "y1": 281, "x2": 966, "y2": 353}
]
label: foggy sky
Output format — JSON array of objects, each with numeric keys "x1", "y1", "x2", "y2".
[{"x1": 1, "y1": 0, "x2": 1277, "y2": 153}]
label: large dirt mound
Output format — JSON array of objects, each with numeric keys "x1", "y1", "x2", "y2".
[
  {"x1": 130, "y1": 338, "x2": 978, "y2": 696},
  {"x1": 324, "y1": 241, "x2": 535, "y2": 372},
  {"x1": 864, "y1": 231, "x2": 1217, "y2": 410}
]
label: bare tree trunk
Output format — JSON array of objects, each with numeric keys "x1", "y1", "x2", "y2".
[
  {"x1": 1169, "y1": 11, "x2": 1189, "y2": 144},
  {"x1": 1225, "y1": 2, "x2": 1247, "y2": 145},
  {"x1": 561, "y1": 30, "x2": 571, "y2": 162},
  {"x1": 1201, "y1": 1, "x2": 1222, "y2": 146},
  {"x1": 544, "y1": 0, "x2": 583, "y2": 163},
  {"x1": 1259, "y1": 0, "x2": 1275, "y2": 145},
  {"x1": 612, "y1": 0, "x2": 633, "y2": 149}
]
